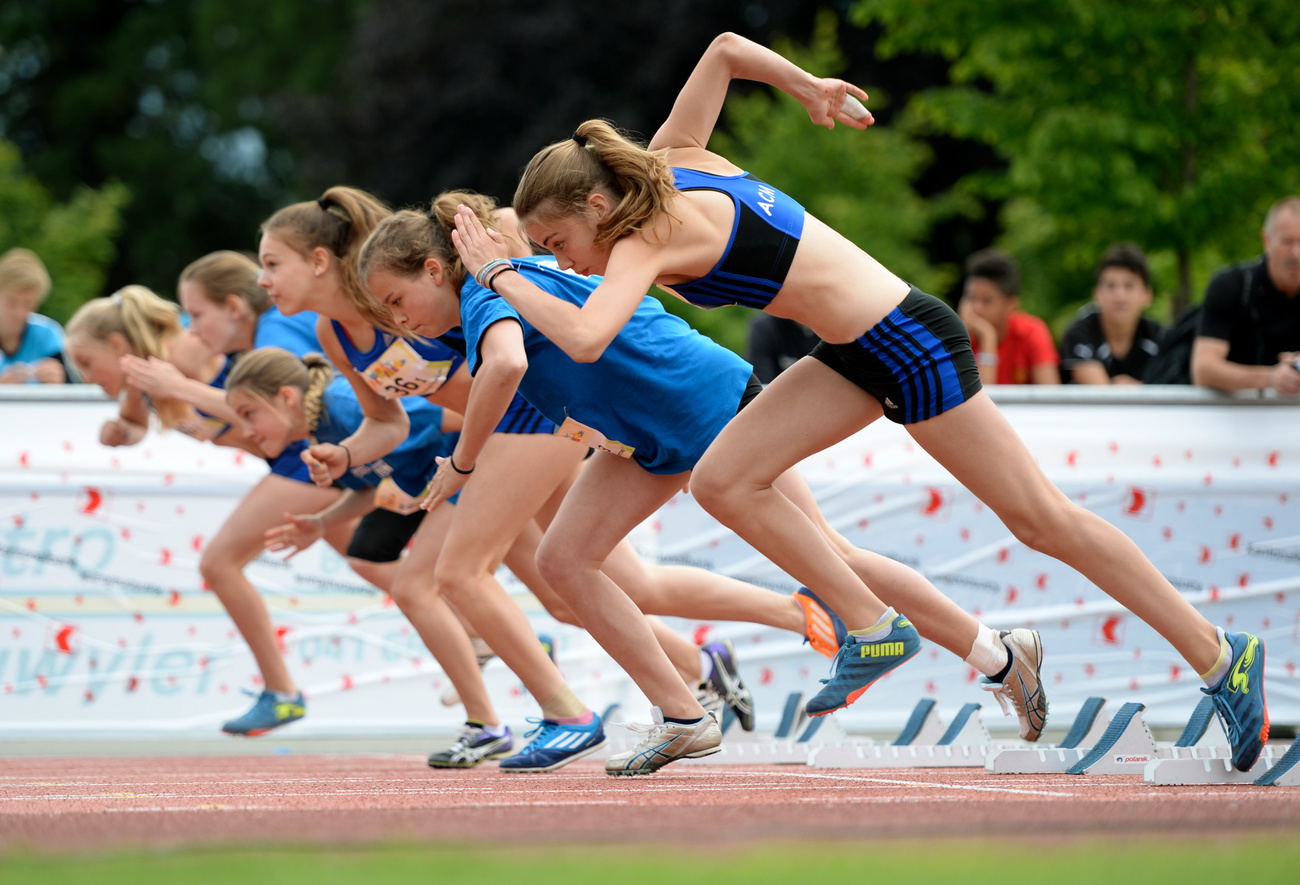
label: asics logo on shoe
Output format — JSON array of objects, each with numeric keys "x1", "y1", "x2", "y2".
[
  {"x1": 1229, "y1": 637, "x2": 1259, "y2": 694},
  {"x1": 859, "y1": 640, "x2": 906, "y2": 658}
]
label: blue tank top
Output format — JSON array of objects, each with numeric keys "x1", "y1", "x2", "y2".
[
  {"x1": 663, "y1": 168, "x2": 805, "y2": 311},
  {"x1": 330, "y1": 320, "x2": 553, "y2": 436},
  {"x1": 459, "y1": 256, "x2": 752, "y2": 475},
  {"x1": 312, "y1": 375, "x2": 455, "y2": 497},
  {"x1": 254, "y1": 307, "x2": 322, "y2": 354}
]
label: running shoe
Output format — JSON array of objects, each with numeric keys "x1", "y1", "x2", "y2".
[
  {"x1": 605, "y1": 708, "x2": 723, "y2": 776},
  {"x1": 794, "y1": 587, "x2": 848, "y2": 658},
  {"x1": 427, "y1": 721, "x2": 513, "y2": 768},
  {"x1": 497, "y1": 713, "x2": 607, "y2": 772},
  {"x1": 979, "y1": 628, "x2": 1049, "y2": 742},
  {"x1": 221, "y1": 689, "x2": 306, "y2": 736},
  {"x1": 804, "y1": 613, "x2": 921, "y2": 717},
  {"x1": 1203, "y1": 631, "x2": 1269, "y2": 772},
  {"x1": 695, "y1": 683, "x2": 726, "y2": 722},
  {"x1": 702, "y1": 639, "x2": 755, "y2": 731},
  {"x1": 440, "y1": 638, "x2": 496, "y2": 708}
]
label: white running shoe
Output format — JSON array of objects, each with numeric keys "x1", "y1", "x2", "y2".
[
  {"x1": 980, "y1": 628, "x2": 1049, "y2": 741},
  {"x1": 605, "y1": 708, "x2": 722, "y2": 776}
]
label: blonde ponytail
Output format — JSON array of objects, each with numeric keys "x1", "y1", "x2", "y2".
[
  {"x1": 513, "y1": 119, "x2": 678, "y2": 245},
  {"x1": 226, "y1": 348, "x2": 335, "y2": 438},
  {"x1": 66, "y1": 285, "x2": 189, "y2": 428}
]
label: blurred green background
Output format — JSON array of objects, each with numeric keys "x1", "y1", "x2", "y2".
[{"x1": 3, "y1": 0, "x2": 1298, "y2": 351}]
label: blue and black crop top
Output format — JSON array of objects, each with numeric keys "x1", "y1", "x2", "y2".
[{"x1": 662, "y1": 168, "x2": 805, "y2": 310}]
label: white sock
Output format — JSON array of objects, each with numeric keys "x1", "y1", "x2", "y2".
[
  {"x1": 1201, "y1": 627, "x2": 1231, "y2": 688},
  {"x1": 481, "y1": 722, "x2": 508, "y2": 738},
  {"x1": 850, "y1": 607, "x2": 896, "y2": 642},
  {"x1": 966, "y1": 624, "x2": 1010, "y2": 676},
  {"x1": 272, "y1": 690, "x2": 299, "y2": 702}
]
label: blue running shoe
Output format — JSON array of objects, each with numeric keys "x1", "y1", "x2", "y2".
[
  {"x1": 805, "y1": 613, "x2": 921, "y2": 717},
  {"x1": 497, "y1": 713, "x2": 608, "y2": 772},
  {"x1": 1203, "y1": 631, "x2": 1269, "y2": 772},
  {"x1": 794, "y1": 588, "x2": 848, "y2": 658},
  {"x1": 221, "y1": 689, "x2": 306, "y2": 736}
]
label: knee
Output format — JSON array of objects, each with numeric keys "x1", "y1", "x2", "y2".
[
  {"x1": 388, "y1": 571, "x2": 432, "y2": 610},
  {"x1": 1001, "y1": 497, "x2": 1077, "y2": 557},
  {"x1": 535, "y1": 534, "x2": 585, "y2": 593},
  {"x1": 689, "y1": 457, "x2": 744, "y2": 519},
  {"x1": 432, "y1": 560, "x2": 476, "y2": 605},
  {"x1": 198, "y1": 547, "x2": 236, "y2": 585}
]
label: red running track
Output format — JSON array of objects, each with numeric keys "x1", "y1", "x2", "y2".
[{"x1": 3, "y1": 755, "x2": 1299, "y2": 851}]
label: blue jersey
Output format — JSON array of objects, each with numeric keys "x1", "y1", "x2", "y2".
[
  {"x1": 1, "y1": 313, "x2": 64, "y2": 380},
  {"x1": 276, "y1": 375, "x2": 455, "y2": 498},
  {"x1": 664, "y1": 168, "x2": 805, "y2": 311},
  {"x1": 459, "y1": 256, "x2": 752, "y2": 475},
  {"x1": 330, "y1": 319, "x2": 553, "y2": 436},
  {"x1": 254, "y1": 307, "x2": 321, "y2": 355}
]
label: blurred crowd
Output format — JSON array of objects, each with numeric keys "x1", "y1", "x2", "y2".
[{"x1": 750, "y1": 195, "x2": 1300, "y2": 397}]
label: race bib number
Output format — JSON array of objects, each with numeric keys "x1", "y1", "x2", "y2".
[
  {"x1": 361, "y1": 338, "x2": 452, "y2": 399},
  {"x1": 374, "y1": 476, "x2": 424, "y2": 515},
  {"x1": 555, "y1": 416, "x2": 634, "y2": 459}
]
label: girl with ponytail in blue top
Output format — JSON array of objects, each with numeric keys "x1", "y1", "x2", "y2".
[{"x1": 485, "y1": 32, "x2": 1267, "y2": 772}]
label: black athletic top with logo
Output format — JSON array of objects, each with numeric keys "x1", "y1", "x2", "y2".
[{"x1": 1059, "y1": 306, "x2": 1163, "y2": 381}]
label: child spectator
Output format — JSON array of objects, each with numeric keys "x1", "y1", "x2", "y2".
[
  {"x1": 0, "y1": 248, "x2": 67, "y2": 384},
  {"x1": 1060, "y1": 243, "x2": 1163, "y2": 385},
  {"x1": 959, "y1": 248, "x2": 1060, "y2": 384}
]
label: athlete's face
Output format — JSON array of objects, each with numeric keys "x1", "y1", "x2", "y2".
[
  {"x1": 179, "y1": 280, "x2": 244, "y2": 355},
  {"x1": 227, "y1": 387, "x2": 299, "y2": 457},
  {"x1": 258, "y1": 234, "x2": 321, "y2": 316},
  {"x1": 523, "y1": 198, "x2": 613, "y2": 276},
  {"x1": 1092, "y1": 267, "x2": 1151, "y2": 324},
  {"x1": 65, "y1": 332, "x2": 130, "y2": 396},
  {"x1": 367, "y1": 263, "x2": 460, "y2": 338}
]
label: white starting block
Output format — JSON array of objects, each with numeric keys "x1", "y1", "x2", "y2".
[
  {"x1": 1143, "y1": 698, "x2": 1300, "y2": 786},
  {"x1": 810, "y1": 700, "x2": 1003, "y2": 769},
  {"x1": 985, "y1": 696, "x2": 1112, "y2": 774}
]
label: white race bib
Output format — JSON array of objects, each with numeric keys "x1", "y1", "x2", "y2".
[{"x1": 361, "y1": 338, "x2": 452, "y2": 399}]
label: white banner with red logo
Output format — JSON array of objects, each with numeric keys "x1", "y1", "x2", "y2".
[{"x1": 1, "y1": 387, "x2": 1296, "y2": 739}]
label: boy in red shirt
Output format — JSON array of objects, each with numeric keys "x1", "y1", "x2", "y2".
[{"x1": 959, "y1": 248, "x2": 1060, "y2": 385}]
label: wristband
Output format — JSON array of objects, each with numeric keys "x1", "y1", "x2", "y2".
[
  {"x1": 449, "y1": 453, "x2": 474, "y2": 475},
  {"x1": 339, "y1": 443, "x2": 352, "y2": 471},
  {"x1": 474, "y1": 258, "x2": 512, "y2": 288},
  {"x1": 976, "y1": 352, "x2": 999, "y2": 367},
  {"x1": 486, "y1": 266, "x2": 518, "y2": 293}
]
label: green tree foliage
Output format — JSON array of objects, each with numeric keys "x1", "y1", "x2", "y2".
[
  {"x1": 0, "y1": 141, "x2": 127, "y2": 323},
  {"x1": 0, "y1": 0, "x2": 364, "y2": 303},
  {"x1": 852, "y1": 0, "x2": 1300, "y2": 323},
  {"x1": 668, "y1": 13, "x2": 941, "y2": 354}
]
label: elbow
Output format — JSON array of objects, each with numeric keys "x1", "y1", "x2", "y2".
[{"x1": 568, "y1": 329, "x2": 613, "y2": 364}]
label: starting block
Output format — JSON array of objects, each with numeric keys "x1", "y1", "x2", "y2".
[
  {"x1": 984, "y1": 696, "x2": 1111, "y2": 774},
  {"x1": 810, "y1": 700, "x2": 1001, "y2": 769},
  {"x1": 1143, "y1": 698, "x2": 1300, "y2": 785}
]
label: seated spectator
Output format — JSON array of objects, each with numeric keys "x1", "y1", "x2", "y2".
[
  {"x1": 1060, "y1": 243, "x2": 1163, "y2": 385},
  {"x1": 1192, "y1": 196, "x2": 1300, "y2": 395},
  {"x1": 0, "y1": 248, "x2": 66, "y2": 384},
  {"x1": 959, "y1": 248, "x2": 1060, "y2": 384},
  {"x1": 746, "y1": 314, "x2": 820, "y2": 384}
]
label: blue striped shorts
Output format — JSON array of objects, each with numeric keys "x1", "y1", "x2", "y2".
[{"x1": 809, "y1": 287, "x2": 982, "y2": 425}]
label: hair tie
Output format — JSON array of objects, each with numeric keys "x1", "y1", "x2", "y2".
[
  {"x1": 317, "y1": 196, "x2": 351, "y2": 226},
  {"x1": 572, "y1": 131, "x2": 588, "y2": 147},
  {"x1": 426, "y1": 210, "x2": 438, "y2": 223},
  {"x1": 110, "y1": 291, "x2": 122, "y2": 306}
]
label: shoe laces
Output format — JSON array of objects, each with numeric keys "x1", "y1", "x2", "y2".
[
  {"x1": 519, "y1": 717, "x2": 562, "y2": 747},
  {"x1": 981, "y1": 679, "x2": 1013, "y2": 717},
  {"x1": 818, "y1": 643, "x2": 852, "y2": 685}
]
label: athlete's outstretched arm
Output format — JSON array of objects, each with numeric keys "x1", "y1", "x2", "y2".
[
  {"x1": 307, "y1": 316, "x2": 411, "y2": 485},
  {"x1": 649, "y1": 32, "x2": 872, "y2": 153},
  {"x1": 452, "y1": 205, "x2": 655, "y2": 363},
  {"x1": 420, "y1": 318, "x2": 526, "y2": 510}
]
